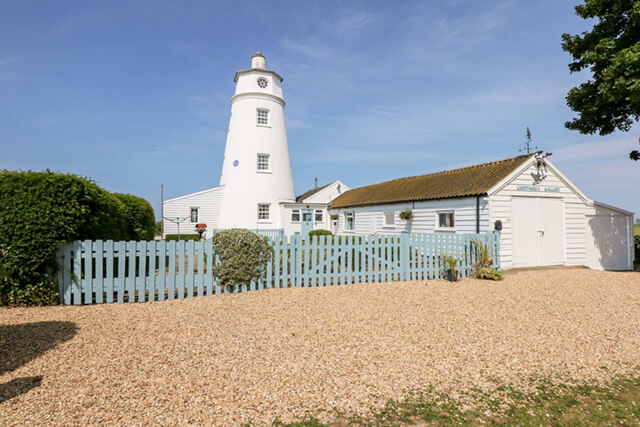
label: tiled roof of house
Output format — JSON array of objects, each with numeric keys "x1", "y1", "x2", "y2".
[
  {"x1": 296, "y1": 183, "x2": 331, "y2": 202},
  {"x1": 330, "y1": 153, "x2": 536, "y2": 209}
]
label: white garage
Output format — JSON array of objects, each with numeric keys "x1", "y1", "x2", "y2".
[{"x1": 329, "y1": 152, "x2": 635, "y2": 271}]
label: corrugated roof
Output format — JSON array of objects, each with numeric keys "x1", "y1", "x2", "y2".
[
  {"x1": 296, "y1": 183, "x2": 331, "y2": 202},
  {"x1": 330, "y1": 153, "x2": 535, "y2": 209}
]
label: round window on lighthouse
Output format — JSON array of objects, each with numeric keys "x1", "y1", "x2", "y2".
[{"x1": 257, "y1": 77, "x2": 268, "y2": 88}]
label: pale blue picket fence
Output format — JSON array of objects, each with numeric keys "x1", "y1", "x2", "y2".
[{"x1": 56, "y1": 232, "x2": 499, "y2": 305}]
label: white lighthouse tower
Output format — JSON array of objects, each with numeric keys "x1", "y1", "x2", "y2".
[{"x1": 217, "y1": 53, "x2": 296, "y2": 229}]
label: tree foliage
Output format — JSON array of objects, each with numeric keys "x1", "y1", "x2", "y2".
[
  {"x1": 211, "y1": 229, "x2": 272, "y2": 288},
  {"x1": 114, "y1": 193, "x2": 156, "y2": 241},
  {"x1": 561, "y1": 0, "x2": 640, "y2": 160}
]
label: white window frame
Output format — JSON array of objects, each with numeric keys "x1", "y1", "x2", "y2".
[
  {"x1": 256, "y1": 153, "x2": 270, "y2": 172},
  {"x1": 435, "y1": 210, "x2": 456, "y2": 230},
  {"x1": 314, "y1": 209, "x2": 323, "y2": 223},
  {"x1": 344, "y1": 211, "x2": 355, "y2": 232},
  {"x1": 291, "y1": 208, "x2": 300, "y2": 223},
  {"x1": 257, "y1": 203, "x2": 271, "y2": 222},
  {"x1": 383, "y1": 211, "x2": 395, "y2": 227},
  {"x1": 256, "y1": 108, "x2": 269, "y2": 126},
  {"x1": 190, "y1": 207, "x2": 198, "y2": 223}
]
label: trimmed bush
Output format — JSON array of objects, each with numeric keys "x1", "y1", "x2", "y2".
[
  {"x1": 165, "y1": 234, "x2": 201, "y2": 241},
  {"x1": 114, "y1": 193, "x2": 156, "y2": 241},
  {"x1": 309, "y1": 229, "x2": 333, "y2": 236},
  {"x1": 635, "y1": 236, "x2": 640, "y2": 267},
  {"x1": 0, "y1": 170, "x2": 129, "y2": 305},
  {"x1": 212, "y1": 229, "x2": 272, "y2": 289},
  {"x1": 477, "y1": 267, "x2": 503, "y2": 281}
]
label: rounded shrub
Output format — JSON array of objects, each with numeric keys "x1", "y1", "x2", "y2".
[
  {"x1": 308, "y1": 229, "x2": 333, "y2": 236},
  {"x1": 0, "y1": 170, "x2": 130, "y2": 305},
  {"x1": 211, "y1": 229, "x2": 272, "y2": 289}
]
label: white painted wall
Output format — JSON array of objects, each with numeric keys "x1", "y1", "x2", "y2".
[
  {"x1": 217, "y1": 54, "x2": 295, "y2": 229},
  {"x1": 330, "y1": 197, "x2": 489, "y2": 236},
  {"x1": 163, "y1": 187, "x2": 224, "y2": 239},
  {"x1": 280, "y1": 181, "x2": 351, "y2": 236},
  {"x1": 586, "y1": 204, "x2": 634, "y2": 270},
  {"x1": 488, "y1": 157, "x2": 633, "y2": 270}
]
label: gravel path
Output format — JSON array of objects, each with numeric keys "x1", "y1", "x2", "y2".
[{"x1": 1, "y1": 269, "x2": 639, "y2": 425}]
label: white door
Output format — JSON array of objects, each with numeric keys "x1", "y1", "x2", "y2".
[
  {"x1": 511, "y1": 197, "x2": 564, "y2": 267},
  {"x1": 586, "y1": 215, "x2": 630, "y2": 270}
]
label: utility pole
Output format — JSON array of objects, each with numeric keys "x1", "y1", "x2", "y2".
[{"x1": 160, "y1": 184, "x2": 164, "y2": 237}]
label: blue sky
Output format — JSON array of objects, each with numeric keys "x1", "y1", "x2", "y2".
[{"x1": 1, "y1": 0, "x2": 638, "y2": 218}]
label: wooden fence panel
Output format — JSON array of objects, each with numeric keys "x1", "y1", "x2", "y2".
[{"x1": 56, "y1": 231, "x2": 501, "y2": 305}]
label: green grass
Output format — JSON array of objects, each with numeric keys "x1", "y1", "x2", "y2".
[{"x1": 273, "y1": 373, "x2": 640, "y2": 426}]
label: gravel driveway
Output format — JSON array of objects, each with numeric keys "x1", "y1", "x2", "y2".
[{"x1": 1, "y1": 268, "x2": 639, "y2": 425}]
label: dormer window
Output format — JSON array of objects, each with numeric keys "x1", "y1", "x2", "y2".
[{"x1": 257, "y1": 109, "x2": 269, "y2": 126}]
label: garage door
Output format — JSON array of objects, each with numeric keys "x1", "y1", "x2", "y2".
[
  {"x1": 586, "y1": 215, "x2": 631, "y2": 270},
  {"x1": 512, "y1": 197, "x2": 564, "y2": 267}
]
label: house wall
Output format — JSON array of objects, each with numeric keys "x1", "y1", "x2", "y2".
[
  {"x1": 489, "y1": 160, "x2": 592, "y2": 269},
  {"x1": 162, "y1": 187, "x2": 224, "y2": 239},
  {"x1": 488, "y1": 159, "x2": 633, "y2": 270},
  {"x1": 330, "y1": 197, "x2": 489, "y2": 236},
  {"x1": 585, "y1": 204, "x2": 634, "y2": 270},
  {"x1": 281, "y1": 204, "x2": 332, "y2": 236}
]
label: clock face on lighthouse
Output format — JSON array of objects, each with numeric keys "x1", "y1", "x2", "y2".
[{"x1": 257, "y1": 77, "x2": 268, "y2": 88}]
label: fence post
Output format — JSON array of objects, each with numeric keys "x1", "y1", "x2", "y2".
[
  {"x1": 493, "y1": 231, "x2": 501, "y2": 270},
  {"x1": 400, "y1": 232, "x2": 409, "y2": 281}
]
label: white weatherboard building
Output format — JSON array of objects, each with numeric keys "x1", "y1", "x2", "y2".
[
  {"x1": 328, "y1": 153, "x2": 634, "y2": 271},
  {"x1": 163, "y1": 53, "x2": 347, "y2": 238},
  {"x1": 165, "y1": 53, "x2": 634, "y2": 271}
]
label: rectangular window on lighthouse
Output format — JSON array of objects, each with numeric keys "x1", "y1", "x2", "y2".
[
  {"x1": 257, "y1": 154, "x2": 270, "y2": 171},
  {"x1": 258, "y1": 204, "x2": 270, "y2": 221},
  {"x1": 257, "y1": 109, "x2": 269, "y2": 125}
]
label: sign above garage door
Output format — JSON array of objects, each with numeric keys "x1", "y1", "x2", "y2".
[{"x1": 516, "y1": 185, "x2": 560, "y2": 192}]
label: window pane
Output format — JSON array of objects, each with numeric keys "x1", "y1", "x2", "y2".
[
  {"x1": 345, "y1": 212, "x2": 354, "y2": 231},
  {"x1": 257, "y1": 109, "x2": 269, "y2": 125},
  {"x1": 258, "y1": 204, "x2": 270, "y2": 220},
  {"x1": 291, "y1": 209, "x2": 300, "y2": 222},
  {"x1": 190, "y1": 208, "x2": 198, "y2": 223},
  {"x1": 257, "y1": 154, "x2": 269, "y2": 171},
  {"x1": 303, "y1": 212, "x2": 312, "y2": 222},
  {"x1": 384, "y1": 211, "x2": 394, "y2": 226},
  {"x1": 438, "y1": 212, "x2": 454, "y2": 228},
  {"x1": 315, "y1": 210, "x2": 323, "y2": 222}
]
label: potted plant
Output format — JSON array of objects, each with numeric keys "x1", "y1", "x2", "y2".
[
  {"x1": 441, "y1": 253, "x2": 461, "y2": 282},
  {"x1": 399, "y1": 209, "x2": 413, "y2": 221}
]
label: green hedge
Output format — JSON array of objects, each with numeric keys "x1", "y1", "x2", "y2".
[
  {"x1": 164, "y1": 234, "x2": 201, "y2": 241},
  {"x1": 0, "y1": 170, "x2": 155, "y2": 306},
  {"x1": 634, "y1": 236, "x2": 640, "y2": 267},
  {"x1": 309, "y1": 229, "x2": 333, "y2": 236},
  {"x1": 114, "y1": 193, "x2": 155, "y2": 241}
]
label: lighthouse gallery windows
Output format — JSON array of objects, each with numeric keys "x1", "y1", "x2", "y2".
[{"x1": 257, "y1": 109, "x2": 269, "y2": 125}]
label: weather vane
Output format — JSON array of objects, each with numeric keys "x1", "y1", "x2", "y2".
[{"x1": 519, "y1": 127, "x2": 538, "y2": 154}]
